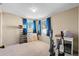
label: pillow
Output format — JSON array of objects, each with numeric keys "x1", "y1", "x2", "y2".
[{"x1": 27, "y1": 33, "x2": 38, "y2": 42}]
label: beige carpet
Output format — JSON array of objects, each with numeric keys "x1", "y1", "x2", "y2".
[{"x1": 0, "y1": 41, "x2": 49, "y2": 56}]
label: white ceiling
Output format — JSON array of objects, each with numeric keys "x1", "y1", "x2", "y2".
[{"x1": 0, "y1": 3, "x2": 79, "y2": 18}]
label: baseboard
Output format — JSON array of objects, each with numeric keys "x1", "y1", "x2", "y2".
[
  {"x1": 78, "y1": 51, "x2": 79, "y2": 56},
  {"x1": 0, "y1": 45, "x2": 5, "y2": 48},
  {"x1": 73, "y1": 50, "x2": 78, "y2": 56}
]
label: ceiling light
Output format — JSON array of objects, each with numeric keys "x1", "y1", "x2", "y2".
[
  {"x1": 30, "y1": 7, "x2": 37, "y2": 13},
  {"x1": 32, "y1": 9, "x2": 36, "y2": 13}
]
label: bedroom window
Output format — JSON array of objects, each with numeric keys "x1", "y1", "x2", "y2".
[
  {"x1": 41, "y1": 17, "x2": 51, "y2": 36},
  {"x1": 38, "y1": 20, "x2": 41, "y2": 35},
  {"x1": 42, "y1": 19, "x2": 47, "y2": 35},
  {"x1": 27, "y1": 19, "x2": 33, "y2": 33}
]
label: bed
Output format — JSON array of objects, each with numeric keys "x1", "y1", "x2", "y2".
[{"x1": 0, "y1": 40, "x2": 50, "y2": 56}]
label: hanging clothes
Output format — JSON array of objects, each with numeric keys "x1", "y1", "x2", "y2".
[
  {"x1": 46, "y1": 17, "x2": 51, "y2": 36},
  {"x1": 23, "y1": 18, "x2": 28, "y2": 35},
  {"x1": 33, "y1": 20, "x2": 36, "y2": 33}
]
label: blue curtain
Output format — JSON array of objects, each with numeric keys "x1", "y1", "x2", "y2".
[
  {"x1": 46, "y1": 17, "x2": 51, "y2": 36},
  {"x1": 33, "y1": 20, "x2": 36, "y2": 33},
  {"x1": 23, "y1": 18, "x2": 28, "y2": 35},
  {"x1": 38, "y1": 20, "x2": 41, "y2": 35}
]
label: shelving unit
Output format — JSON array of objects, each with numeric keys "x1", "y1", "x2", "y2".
[
  {"x1": 19, "y1": 34, "x2": 27, "y2": 43},
  {"x1": 55, "y1": 37, "x2": 73, "y2": 55}
]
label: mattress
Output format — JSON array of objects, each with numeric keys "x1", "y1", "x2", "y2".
[{"x1": 0, "y1": 41, "x2": 50, "y2": 56}]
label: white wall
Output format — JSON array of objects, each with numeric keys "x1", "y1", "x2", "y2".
[
  {"x1": 0, "y1": 11, "x2": 3, "y2": 46},
  {"x1": 78, "y1": 7, "x2": 79, "y2": 55},
  {"x1": 0, "y1": 13, "x2": 1, "y2": 46},
  {"x1": 51, "y1": 7, "x2": 78, "y2": 52},
  {"x1": 2, "y1": 12, "x2": 21, "y2": 46}
]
